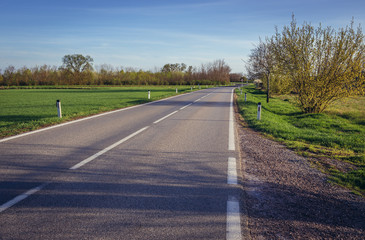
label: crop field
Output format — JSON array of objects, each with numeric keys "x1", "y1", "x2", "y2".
[
  {"x1": 0, "y1": 86, "x2": 204, "y2": 138},
  {"x1": 236, "y1": 85, "x2": 365, "y2": 195}
]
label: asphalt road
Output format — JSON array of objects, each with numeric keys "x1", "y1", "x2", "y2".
[{"x1": 0, "y1": 87, "x2": 242, "y2": 240}]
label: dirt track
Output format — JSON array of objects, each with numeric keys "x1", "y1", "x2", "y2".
[{"x1": 237, "y1": 120, "x2": 365, "y2": 239}]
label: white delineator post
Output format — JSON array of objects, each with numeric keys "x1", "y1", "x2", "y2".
[
  {"x1": 56, "y1": 100, "x2": 62, "y2": 118},
  {"x1": 257, "y1": 102, "x2": 261, "y2": 120},
  {"x1": 176, "y1": 88, "x2": 178, "y2": 93},
  {"x1": 148, "y1": 90, "x2": 151, "y2": 100}
]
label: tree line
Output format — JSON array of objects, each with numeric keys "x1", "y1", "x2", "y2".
[
  {"x1": 246, "y1": 15, "x2": 365, "y2": 113},
  {"x1": 0, "y1": 57, "x2": 232, "y2": 86}
]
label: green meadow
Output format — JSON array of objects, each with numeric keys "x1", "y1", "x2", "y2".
[
  {"x1": 0, "y1": 86, "x2": 202, "y2": 138},
  {"x1": 236, "y1": 85, "x2": 365, "y2": 195}
]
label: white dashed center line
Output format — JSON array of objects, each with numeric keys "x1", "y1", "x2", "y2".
[
  {"x1": 153, "y1": 111, "x2": 178, "y2": 124},
  {"x1": 0, "y1": 182, "x2": 49, "y2": 213},
  {"x1": 70, "y1": 126, "x2": 149, "y2": 170}
]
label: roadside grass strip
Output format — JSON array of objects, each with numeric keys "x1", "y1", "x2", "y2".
[
  {"x1": 0, "y1": 86, "x2": 203, "y2": 139},
  {"x1": 236, "y1": 85, "x2": 365, "y2": 195}
]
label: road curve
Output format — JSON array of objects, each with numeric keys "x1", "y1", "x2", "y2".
[{"x1": 0, "y1": 87, "x2": 242, "y2": 239}]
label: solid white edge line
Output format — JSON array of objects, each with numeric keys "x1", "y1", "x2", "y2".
[
  {"x1": 153, "y1": 111, "x2": 178, "y2": 124},
  {"x1": 227, "y1": 157, "x2": 238, "y2": 185},
  {"x1": 0, "y1": 104, "x2": 141, "y2": 143},
  {"x1": 70, "y1": 126, "x2": 149, "y2": 170},
  {"x1": 229, "y1": 89, "x2": 235, "y2": 151},
  {"x1": 227, "y1": 196, "x2": 242, "y2": 240},
  {"x1": 0, "y1": 182, "x2": 49, "y2": 213}
]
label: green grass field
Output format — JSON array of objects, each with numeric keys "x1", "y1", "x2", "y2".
[
  {"x1": 0, "y1": 86, "x2": 203, "y2": 138},
  {"x1": 236, "y1": 85, "x2": 365, "y2": 195}
]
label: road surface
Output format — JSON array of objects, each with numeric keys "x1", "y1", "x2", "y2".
[{"x1": 0, "y1": 87, "x2": 242, "y2": 239}]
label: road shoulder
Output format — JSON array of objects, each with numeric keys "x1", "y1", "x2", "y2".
[{"x1": 235, "y1": 111, "x2": 365, "y2": 239}]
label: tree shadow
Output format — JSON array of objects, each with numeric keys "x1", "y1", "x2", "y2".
[{"x1": 0, "y1": 148, "x2": 233, "y2": 239}]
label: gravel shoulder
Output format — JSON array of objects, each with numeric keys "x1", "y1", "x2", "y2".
[{"x1": 236, "y1": 114, "x2": 365, "y2": 239}]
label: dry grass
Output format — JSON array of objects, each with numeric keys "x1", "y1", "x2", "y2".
[{"x1": 325, "y1": 96, "x2": 365, "y2": 125}]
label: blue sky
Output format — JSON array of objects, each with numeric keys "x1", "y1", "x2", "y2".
[{"x1": 0, "y1": 0, "x2": 364, "y2": 73}]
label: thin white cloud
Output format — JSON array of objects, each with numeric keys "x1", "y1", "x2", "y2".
[
  {"x1": 86, "y1": 1, "x2": 229, "y2": 16},
  {"x1": 97, "y1": 26, "x2": 255, "y2": 49}
]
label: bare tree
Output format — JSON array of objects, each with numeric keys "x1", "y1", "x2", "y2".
[{"x1": 246, "y1": 38, "x2": 275, "y2": 102}]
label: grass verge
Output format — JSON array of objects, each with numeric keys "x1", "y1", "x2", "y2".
[
  {"x1": 0, "y1": 85, "x2": 204, "y2": 138},
  {"x1": 236, "y1": 85, "x2": 365, "y2": 195}
]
